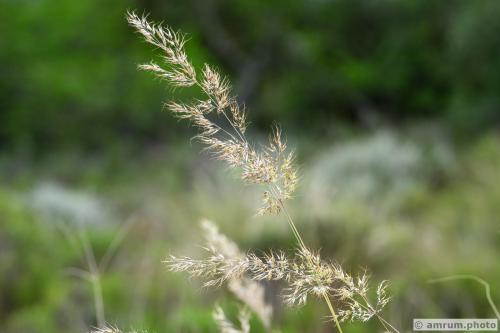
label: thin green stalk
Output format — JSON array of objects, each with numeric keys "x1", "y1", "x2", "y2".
[
  {"x1": 429, "y1": 275, "x2": 500, "y2": 320},
  {"x1": 278, "y1": 199, "x2": 344, "y2": 333},
  {"x1": 78, "y1": 228, "x2": 106, "y2": 327},
  {"x1": 376, "y1": 314, "x2": 400, "y2": 333},
  {"x1": 281, "y1": 202, "x2": 307, "y2": 250},
  {"x1": 91, "y1": 273, "x2": 105, "y2": 328},
  {"x1": 324, "y1": 294, "x2": 344, "y2": 333}
]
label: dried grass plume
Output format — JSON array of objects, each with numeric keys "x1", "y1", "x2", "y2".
[
  {"x1": 127, "y1": 11, "x2": 396, "y2": 333},
  {"x1": 127, "y1": 11, "x2": 297, "y2": 215}
]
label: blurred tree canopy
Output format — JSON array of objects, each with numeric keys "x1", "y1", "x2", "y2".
[{"x1": 1, "y1": 0, "x2": 499, "y2": 154}]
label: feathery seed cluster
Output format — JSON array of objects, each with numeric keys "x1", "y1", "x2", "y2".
[
  {"x1": 127, "y1": 12, "x2": 297, "y2": 215},
  {"x1": 167, "y1": 223, "x2": 390, "y2": 322},
  {"x1": 127, "y1": 11, "x2": 394, "y2": 333}
]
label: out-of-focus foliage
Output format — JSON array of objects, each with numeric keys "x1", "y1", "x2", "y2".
[
  {"x1": 1, "y1": 0, "x2": 499, "y2": 332},
  {"x1": 1, "y1": 134, "x2": 499, "y2": 332},
  {"x1": 1, "y1": 0, "x2": 500, "y2": 154}
]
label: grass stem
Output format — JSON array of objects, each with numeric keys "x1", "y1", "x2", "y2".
[
  {"x1": 279, "y1": 199, "x2": 344, "y2": 332},
  {"x1": 429, "y1": 275, "x2": 500, "y2": 320},
  {"x1": 323, "y1": 294, "x2": 344, "y2": 333}
]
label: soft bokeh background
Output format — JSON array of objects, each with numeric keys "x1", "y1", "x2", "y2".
[{"x1": 1, "y1": 0, "x2": 499, "y2": 332}]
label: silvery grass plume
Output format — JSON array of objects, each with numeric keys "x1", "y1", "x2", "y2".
[
  {"x1": 127, "y1": 11, "x2": 297, "y2": 216},
  {"x1": 213, "y1": 306, "x2": 251, "y2": 333},
  {"x1": 128, "y1": 11, "x2": 397, "y2": 333},
  {"x1": 167, "y1": 222, "x2": 391, "y2": 325},
  {"x1": 202, "y1": 220, "x2": 273, "y2": 328}
]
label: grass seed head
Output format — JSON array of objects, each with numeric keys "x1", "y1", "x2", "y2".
[{"x1": 128, "y1": 11, "x2": 297, "y2": 215}]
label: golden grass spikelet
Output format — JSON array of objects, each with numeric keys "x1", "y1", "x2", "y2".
[
  {"x1": 127, "y1": 11, "x2": 297, "y2": 215},
  {"x1": 201, "y1": 64, "x2": 231, "y2": 113},
  {"x1": 229, "y1": 101, "x2": 247, "y2": 134},
  {"x1": 127, "y1": 11, "x2": 196, "y2": 87}
]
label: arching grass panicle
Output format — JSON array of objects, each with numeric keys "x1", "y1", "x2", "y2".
[
  {"x1": 126, "y1": 11, "x2": 297, "y2": 215},
  {"x1": 166, "y1": 222, "x2": 390, "y2": 325},
  {"x1": 127, "y1": 12, "x2": 196, "y2": 87}
]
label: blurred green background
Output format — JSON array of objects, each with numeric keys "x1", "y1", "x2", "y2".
[{"x1": 1, "y1": 0, "x2": 499, "y2": 332}]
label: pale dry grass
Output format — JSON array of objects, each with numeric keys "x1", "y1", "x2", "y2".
[
  {"x1": 201, "y1": 220, "x2": 273, "y2": 328},
  {"x1": 213, "y1": 306, "x2": 251, "y2": 333},
  {"x1": 126, "y1": 10, "x2": 398, "y2": 333},
  {"x1": 127, "y1": 11, "x2": 296, "y2": 216}
]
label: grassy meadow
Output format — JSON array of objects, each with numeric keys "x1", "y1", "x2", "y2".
[{"x1": 1, "y1": 131, "x2": 499, "y2": 332}]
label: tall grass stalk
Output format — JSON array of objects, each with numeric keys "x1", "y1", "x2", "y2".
[
  {"x1": 58, "y1": 219, "x2": 135, "y2": 329},
  {"x1": 127, "y1": 11, "x2": 397, "y2": 332}
]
